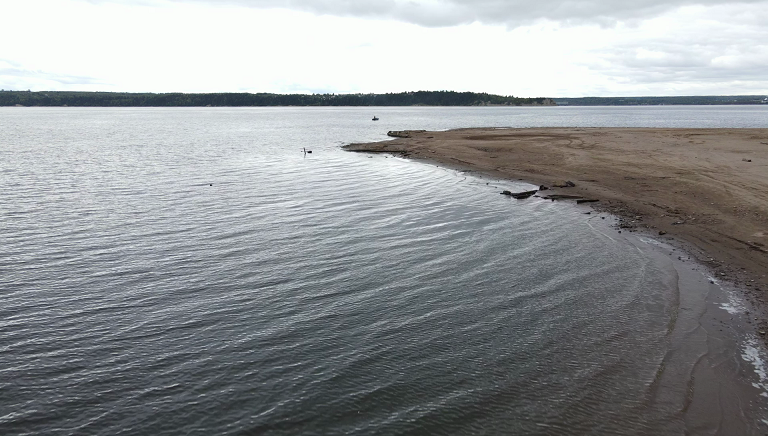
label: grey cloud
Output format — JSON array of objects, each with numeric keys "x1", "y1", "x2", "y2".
[
  {"x1": 99, "y1": 0, "x2": 768, "y2": 27},
  {"x1": 577, "y1": 17, "x2": 768, "y2": 90}
]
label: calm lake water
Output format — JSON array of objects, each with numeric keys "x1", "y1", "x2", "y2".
[{"x1": 2, "y1": 106, "x2": 767, "y2": 435}]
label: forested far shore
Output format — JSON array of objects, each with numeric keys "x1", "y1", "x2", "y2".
[
  {"x1": 554, "y1": 95, "x2": 768, "y2": 106},
  {"x1": 2, "y1": 91, "x2": 766, "y2": 107},
  {"x1": 0, "y1": 91, "x2": 553, "y2": 107}
]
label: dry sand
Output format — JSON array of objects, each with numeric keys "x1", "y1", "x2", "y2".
[{"x1": 345, "y1": 127, "x2": 768, "y2": 318}]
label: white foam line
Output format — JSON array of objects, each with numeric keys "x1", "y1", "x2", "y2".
[
  {"x1": 636, "y1": 235, "x2": 665, "y2": 247},
  {"x1": 718, "y1": 301, "x2": 745, "y2": 315},
  {"x1": 584, "y1": 219, "x2": 616, "y2": 242},
  {"x1": 742, "y1": 337, "x2": 768, "y2": 398},
  {"x1": 714, "y1": 281, "x2": 747, "y2": 315}
]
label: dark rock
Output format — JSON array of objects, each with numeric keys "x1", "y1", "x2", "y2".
[
  {"x1": 659, "y1": 230, "x2": 667, "y2": 235},
  {"x1": 576, "y1": 199, "x2": 599, "y2": 204},
  {"x1": 502, "y1": 189, "x2": 538, "y2": 199},
  {"x1": 566, "y1": 180, "x2": 576, "y2": 187},
  {"x1": 539, "y1": 185, "x2": 549, "y2": 191}
]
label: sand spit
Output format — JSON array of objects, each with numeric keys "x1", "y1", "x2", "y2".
[{"x1": 345, "y1": 127, "x2": 768, "y2": 324}]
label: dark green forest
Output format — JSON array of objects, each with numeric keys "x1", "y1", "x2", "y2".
[
  {"x1": 0, "y1": 90, "x2": 551, "y2": 107},
  {"x1": 553, "y1": 95, "x2": 767, "y2": 106},
  {"x1": 2, "y1": 91, "x2": 765, "y2": 106}
]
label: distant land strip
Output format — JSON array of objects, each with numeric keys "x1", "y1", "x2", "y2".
[
  {"x1": 554, "y1": 95, "x2": 768, "y2": 106},
  {"x1": 0, "y1": 91, "x2": 553, "y2": 107},
  {"x1": 1, "y1": 91, "x2": 766, "y2": 107}
]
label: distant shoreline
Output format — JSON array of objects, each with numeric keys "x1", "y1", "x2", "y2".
[
  {"x1": 1, "y1": 91, "x2": 766, "y2": 106},
  {"x1": 345, "y1": 127, "x2": 768, "y2": 332},
  {"x1": 0, "y1": 91, "x2": 553, "y2": 107}
]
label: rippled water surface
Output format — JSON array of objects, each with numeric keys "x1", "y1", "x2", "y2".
[{"x1": 2, "y1": 106, "x2": 767, "y2": 435}]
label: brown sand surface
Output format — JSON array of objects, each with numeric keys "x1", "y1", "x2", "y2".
[{"x1": 345, "y1": 128, "x2": 768, "y2": 313}]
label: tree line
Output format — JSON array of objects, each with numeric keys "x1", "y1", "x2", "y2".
[
  {"x1": 552, "y1": 95, "x2": 767, "y2": 106},
  {"x1": 4, "y1": 91, "x2": 762, "y2": 106},
  {"x1": 0, "y1": 90, "x2": 552, "y2": 107}
]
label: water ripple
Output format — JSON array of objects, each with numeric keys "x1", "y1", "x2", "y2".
[{"x1": 3, "y1": 107, "x2": 762, "y2": 435}]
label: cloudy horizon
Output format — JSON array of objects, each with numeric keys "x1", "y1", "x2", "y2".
[{"x1": 1, "y1": 0, "x2": 767, "y2": 97}]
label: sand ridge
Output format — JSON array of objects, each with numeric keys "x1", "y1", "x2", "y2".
[{"x1": 345, "y1": 127, "x2": 768, "y2": 308}]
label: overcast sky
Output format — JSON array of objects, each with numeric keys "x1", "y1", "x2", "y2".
[{"x1": 1, "y1": 0, "x2": 767, "y2": 96}]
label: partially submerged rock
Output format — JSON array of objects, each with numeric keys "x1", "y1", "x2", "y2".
[{"x1": 501, "y1": 189, "x2": 538, "y2": 199}]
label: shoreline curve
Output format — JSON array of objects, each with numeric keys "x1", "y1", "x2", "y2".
[{"x1": 345, "y1": 127, "x2": 768, "y2": 334}]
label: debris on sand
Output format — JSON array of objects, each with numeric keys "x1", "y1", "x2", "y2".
[
  {"x1": 501, "y1": 189, "x2": 538, "y2": 199},
  {"x1": 541, "y1": 194, "x2": 583, "y2": 201},
  {"x1": 387, "y1": 130, "x2": 426, "y2": 138}
]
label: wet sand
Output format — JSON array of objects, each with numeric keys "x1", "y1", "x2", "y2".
[{"x1": 345, "y1": 127, "x2": 768, "y2": 322}]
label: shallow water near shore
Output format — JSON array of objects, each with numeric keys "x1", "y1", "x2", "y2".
[{"x1": 2, "y1": 106, "x2": 768, "y2": 435}]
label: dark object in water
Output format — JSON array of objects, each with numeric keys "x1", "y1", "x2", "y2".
[
  {"x1": 303, "y1": 147, "x2": 312, "y2": 154},
  {"x1": 542, "y1": 194, "x2": 583, "y2": 200},
  {"x1": 372, "y1": 116, "x2": 379, "y2": 121},
  {"x1": 501, "y1": 189, "x2": 538, "y2": 199},
  {"x1": 576, "y1": 199, "x2": 600, "y2": 204}
]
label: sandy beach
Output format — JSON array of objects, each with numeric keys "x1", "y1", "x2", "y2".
[{"x1": 346, "y1": 127, "x2": 768, "y2": 317}]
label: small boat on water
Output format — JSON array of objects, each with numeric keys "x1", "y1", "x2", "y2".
[{"x1": 372, "y1": 116, "x2": 379, "y2": 121}]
